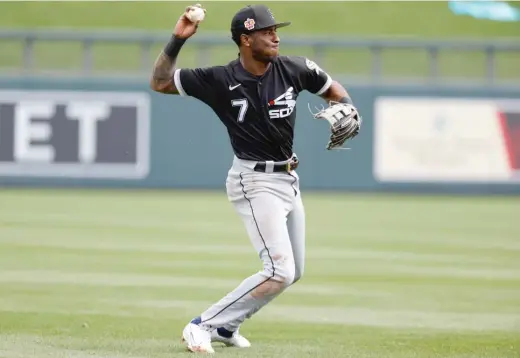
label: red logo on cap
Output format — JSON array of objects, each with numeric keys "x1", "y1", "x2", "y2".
[{"x1": 244, "y1": 18, "x2": 255, "y2": 30}]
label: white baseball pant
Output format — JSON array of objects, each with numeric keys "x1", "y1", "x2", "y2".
[{"x1": 197, "y1": 154, "x2": 305, "y2": 332}]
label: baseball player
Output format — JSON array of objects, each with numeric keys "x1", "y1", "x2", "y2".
[{"x1": 150, "y1": 3, "x2": 361, "y2": 354}]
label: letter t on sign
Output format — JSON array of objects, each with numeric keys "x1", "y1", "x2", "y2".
[{"x1": 66, "y1": 102, "x2": 109, "y2": 163}]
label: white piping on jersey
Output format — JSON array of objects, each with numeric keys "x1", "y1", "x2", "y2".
[
  {"x1": 173, "y1": 69, "x2": 188, "y2": 97},
  {"x1": 316, "y1": 74, "x2": 333, "y2": 96}
]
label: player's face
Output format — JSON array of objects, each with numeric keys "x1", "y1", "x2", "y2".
[{"x1": 250, "y1": 26, "x2": 280, "y2": 62}]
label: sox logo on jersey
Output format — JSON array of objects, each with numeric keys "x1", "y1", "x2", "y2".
[{"x1": 267, "y1": 87, "x2": 296, "y2": 119}]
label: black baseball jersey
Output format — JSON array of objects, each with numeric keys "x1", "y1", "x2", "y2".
[{"x1": 173, "y1": 55, "x2": 332, "y2": 161}]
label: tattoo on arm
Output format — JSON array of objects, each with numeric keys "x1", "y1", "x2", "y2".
[{"x1": 150, "y1": 51, "x2": 178, "y2": 94}]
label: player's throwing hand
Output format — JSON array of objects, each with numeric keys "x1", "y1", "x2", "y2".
[{"x1": 174, "y1": 4, "x2": 206, "y2": 39}]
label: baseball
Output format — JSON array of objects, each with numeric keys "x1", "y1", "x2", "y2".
[{"x1": 186, "y1": 6, "x2": 205, "y2": 23}]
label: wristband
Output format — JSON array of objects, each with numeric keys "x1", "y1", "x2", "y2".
[
  {"x1": 163, "y1": 35, "x2": 187, "y2": 59},
  {"x1": 339, "y1": 96, "x2": 353, "y2": 105}
]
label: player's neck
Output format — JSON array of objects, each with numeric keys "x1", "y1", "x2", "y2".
[{"x1": 239, "y1": 56, "x2": 271, "y2": 77}]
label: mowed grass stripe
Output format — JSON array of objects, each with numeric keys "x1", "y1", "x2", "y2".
[
  {"x1": 1, "y1": 295, "x2": 518, "y2": 332},
  {"x1": 1, "y1": 224, "x2": 519, "y2": 249},
  {"x1": 1, "y1": 309, "x2": 518, "y2": 358},
  {"x1": 0, "y1": 329, "x2": 518, "y2": 358},
  {"x1": 1, "y1": 203, "x2": 516, "y2": 235},
  {"x1": 1, "y1": 191, "x2": 516, "y2": 224},
  {"x1": 1, "y1": 246, "x2": 519, "y2": 285},
  {"x1": 0, "y1": 270, "x2": 385, "y2": 297},
  {"x1": 2, "y1": 245, "x2": 518, "y2": 276},
  {"x1": 1, "y1": 284, "x2": 394, "y2": 309},
  {"x1": 2, "y1": 238, "x2": 518, "y2": 263},
  {"x1": 1, "y1": 249, "x2": 519, "y2": 282},
  {"x1": 0, "y1": 333, "x2": 328, "y2": 358},
  {"x1": 0, "y1": 335, "x2": 147, "y2": 358},
  {"x1": 4, "y1": 281, "x2": 517, "y2": 314},
  {"x1": 1, "y1": 269, "x2": 519, "y2": 312}
]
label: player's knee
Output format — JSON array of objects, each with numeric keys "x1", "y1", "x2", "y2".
[
  {"x1": 252, "y1": 254, "x2": 295, "y2": 298},
  {"x1": 278, "y1": 265, "x2": 296, "y2": 287},
  {"x1": 276, "y1": 260, "x2": 296, "y2": 290},
  {"x1": 270, "y1": 254, "x2": 295, "y2": 285},
  {"x1": 292, "y1": 267, "x2": 303, "y2": 284}
]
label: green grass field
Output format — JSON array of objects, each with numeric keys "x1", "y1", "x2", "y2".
[
  {"x1": 0, "y1": 189, "x2": 519, "y2": 357},
  {"x1": 0, "y1": 1, "x2": 519, "y2": 80}
]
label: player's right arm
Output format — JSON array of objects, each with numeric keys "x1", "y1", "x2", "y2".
[
  {"x1": 149, "y1": 4, "x2": 205, "y2": 95},
  {"x1": 150, "y1": 49, "x2": 180, "y2": 94}
]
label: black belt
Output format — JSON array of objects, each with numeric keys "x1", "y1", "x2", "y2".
[{"x1": 253, "y1": 157, "x2": 299, "y2": 173}]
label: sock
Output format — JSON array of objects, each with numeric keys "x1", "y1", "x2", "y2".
[{"x1": 217, "y1": 327, "x2": 234, "y2": 338}]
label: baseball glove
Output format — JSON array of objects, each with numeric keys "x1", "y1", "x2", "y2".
[{"x1": 310, "y1": 101, "x2": 362, "y2": 150}]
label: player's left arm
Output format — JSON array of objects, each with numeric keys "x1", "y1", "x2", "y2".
[
  {"x1": 297, "y1": 57, "x2": 355, "y2": 105},
  {"x1": 298, "y1": 56, "x2": 361, "y2": 149},
  {"x1": 319, "y1": 80, "x2": 354, "y2": 105}
]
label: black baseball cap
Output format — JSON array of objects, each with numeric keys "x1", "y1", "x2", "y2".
[{"x1": 230, "y1": 5, "x2": 291, "y2": 36}]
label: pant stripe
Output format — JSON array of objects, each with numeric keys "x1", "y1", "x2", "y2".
[
  {"x1": 288, "y1": 172, "x2": 298, "y2": 196},
  {"x1": 200, "y1": 172, "x2": 275, "y2": 325}
]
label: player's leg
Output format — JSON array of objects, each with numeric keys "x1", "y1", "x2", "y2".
[
  {"x1": 183, "y1": 169, "x2": 297, "y2": 351},
  {"x1": 199, "y1": 185, "x2": 295, "y2": 330},
  {"x1": 235, "y1": 177, "x2": 305, "y2": 324},
  {"x1": 209, "y1": 171, "x2": 305, "y2": 339},
  {"x1": 241, "y1": 171, "x2": 305, "y2": 317},
  {"x1": 287, "y1": 171, "x2": 306, "y2": 284}
]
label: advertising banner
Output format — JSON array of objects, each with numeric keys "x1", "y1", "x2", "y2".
[
  {"x1": 373, "y1": 97, "x2": 520, "y2": 183},
  {"x1": 0, "y1": 90, "x2": 150, "y2": 179}
]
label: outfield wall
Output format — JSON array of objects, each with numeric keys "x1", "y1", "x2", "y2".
[{"x1": 0, "y1": 76, "x2": 519, "y2": 194}]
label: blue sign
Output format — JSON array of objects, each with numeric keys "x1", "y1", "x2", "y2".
[{"x1": 448, "y1": 0, "x2": 520, "y2": 22}]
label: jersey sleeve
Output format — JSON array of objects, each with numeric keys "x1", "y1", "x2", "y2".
[
  {"x1": 295, "y1": 57, "x2": 333, "y2": 96},
  {"x1": 173, "y1": 67, "x2": 219, "y2": 105}
]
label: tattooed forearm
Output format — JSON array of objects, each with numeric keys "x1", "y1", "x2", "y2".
[
  {"x1": 153, "y1": 51, "x2": 175, "y2": 81},
  {"x1": 150, "y1": 51, "x2": 178, "y2": 94},
  {"x1": 150, "y1": 35, "x2": 187, "y2": 94}
]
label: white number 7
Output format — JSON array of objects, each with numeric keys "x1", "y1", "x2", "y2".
[{"x1": 231, "y1": 98, "x2": 248, "y2": 123}]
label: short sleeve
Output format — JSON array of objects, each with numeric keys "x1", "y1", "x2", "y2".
[
  {"x1": 173, "y1": 67, "x2": 218, "y2": 105},
  {"x1": 299, "y1": 57, "x2": 332, "y2": 95}
]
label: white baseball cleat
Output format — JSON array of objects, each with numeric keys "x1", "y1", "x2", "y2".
[
  {"x1": 211, "y1": 327, "x2": 251, "y2": 348},
  {"x1": 181, "y1": 322, "x2": 215, "y2": 354}
]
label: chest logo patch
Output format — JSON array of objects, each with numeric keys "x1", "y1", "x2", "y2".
[{"x1": 267, "y1": 87, "x2": 296, "y2": 119}]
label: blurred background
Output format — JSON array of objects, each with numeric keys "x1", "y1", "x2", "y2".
[
  {"x1": 0, "y1": 0, "x2": 519, "y2": 191},
  {"x1": 0, "y1": 1, "x2": 519, "y2": 357}
]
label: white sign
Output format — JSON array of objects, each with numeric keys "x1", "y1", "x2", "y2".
[{"x1": 373, "y1": 97, "x2": 519, "y2": 183}]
